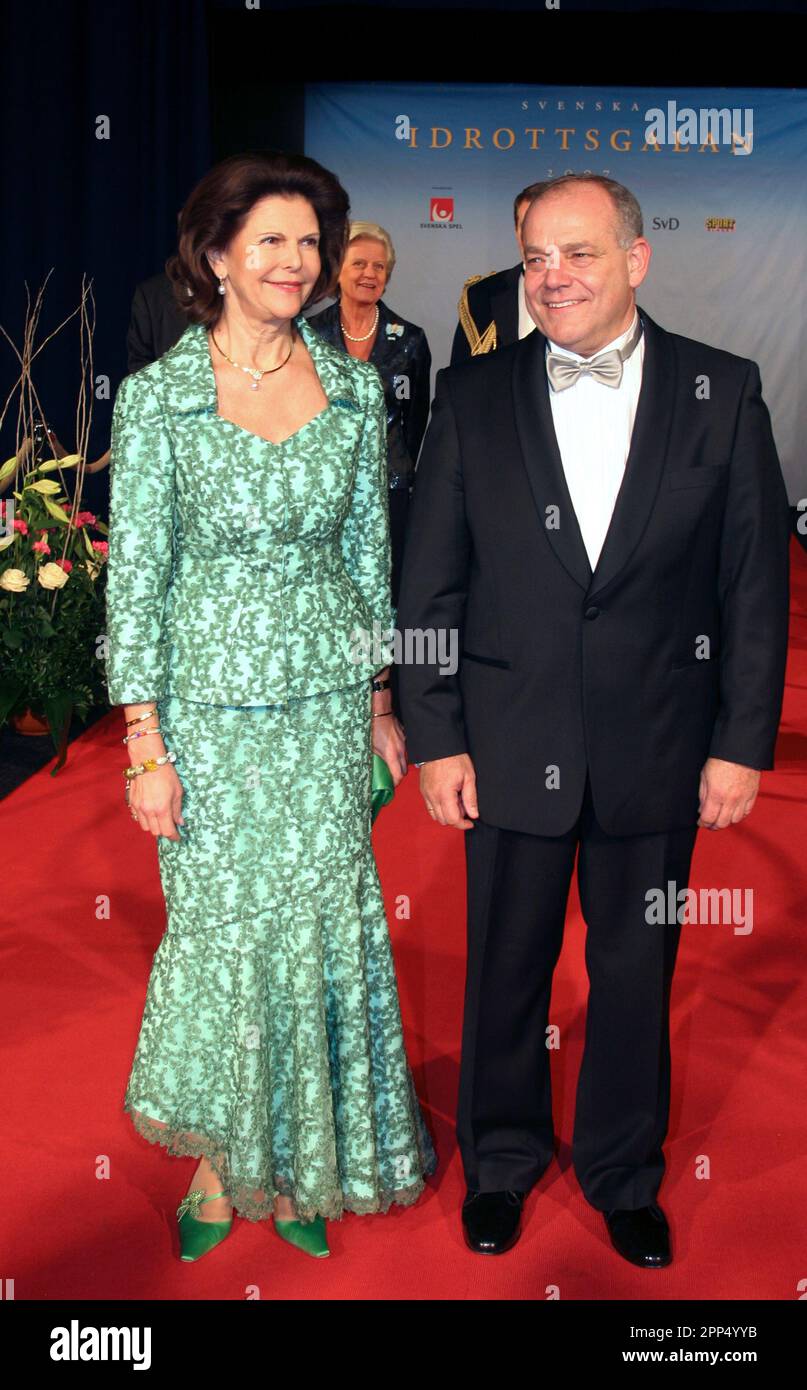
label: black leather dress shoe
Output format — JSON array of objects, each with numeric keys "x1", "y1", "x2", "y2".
[
  {"x1": 462, "y1": 1189, "x2": 524, "y2": 1254},
  {"x1": 603, "y1": 1202, "x2": 671, "y2": 1267}
]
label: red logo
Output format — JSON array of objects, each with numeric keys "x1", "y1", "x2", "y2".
[{"x1": 430, "y1": 196, "x2": 454, "y2": 222}]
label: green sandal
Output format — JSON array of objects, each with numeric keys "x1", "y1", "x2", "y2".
[
  {"x1": 177, "y1": 1188, "x2": 233, "y2": 1262},
  {"x1": 274, "y1": 1213, "x2": 330, "y2": 1258}
]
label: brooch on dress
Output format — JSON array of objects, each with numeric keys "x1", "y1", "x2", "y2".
[{"x1": 385, "y1": 323, "x2": 405, "y2": 339}]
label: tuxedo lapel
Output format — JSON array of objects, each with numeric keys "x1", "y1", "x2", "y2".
[
  {"x1": 587, "y1": 309, "x2": 675, "y2": 598},
  {"x1": 512, "y1": 305, "x2": 676, "y2": 597},
  {"x1": 513, "y1": 327, "x2": 592, "y2": 591}
]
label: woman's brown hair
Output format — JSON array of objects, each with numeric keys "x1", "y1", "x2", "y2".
[{"x1": 165, "y1": 151, "x2": 351, "y2": 327}]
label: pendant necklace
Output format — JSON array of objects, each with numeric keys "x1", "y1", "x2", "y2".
[{"x1": 211, "y1": 329, "x2": 295, "y2": 390}]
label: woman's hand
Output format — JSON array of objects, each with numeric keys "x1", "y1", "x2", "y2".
[
  {"x1": 128, "y1": 763, "x2": 185, "y2": 841},
  {"x1": 372, "y1": 713, "x2": 407, "y2": 785}
]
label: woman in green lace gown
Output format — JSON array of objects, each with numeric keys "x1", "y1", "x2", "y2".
[{"x1": 105, "y1": 152, "x2": 437, "y2": 1259}]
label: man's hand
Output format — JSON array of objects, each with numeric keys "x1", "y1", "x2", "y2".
[
  {"x1": 698, "y1": 757, "x2": 761, "y2": 829},
  {"x1": 419, "y1": 754, "x2": 479, "y2": 829}
]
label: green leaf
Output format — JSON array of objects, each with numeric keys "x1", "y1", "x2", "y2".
[
  {"x1": 2, "y1": 627, "x2": 24, "y2": 649},
  {"x1": 0, "y1": 676, "x2": 25, "y2": 723},
  {"x1": 43, "y1": 691, "x2": 74, "y2": 769},
  {"x1": 26, "y1": 478, "x2": 63, "y2": 495},
  {"x1": 42, "y1": 497, "x2": 70, "y2": 524},
  {"x1": 37, "y1": 454, "x2": 81, "y2": 473}
]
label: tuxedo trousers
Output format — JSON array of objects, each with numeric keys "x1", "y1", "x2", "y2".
[{"x1": 457, "y1": 771, "x2": 699, "y2": 1210}]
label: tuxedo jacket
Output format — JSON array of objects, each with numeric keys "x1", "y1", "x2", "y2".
[
  {"x1": 126, "y1": 272, "x2": 188, "y2": 373},
  {"x1": 450, "y1": 263, "x2": 522, "y2": 365},
  {"x1": 396, "y1": 305, "x2": 791, "y2": 836}
]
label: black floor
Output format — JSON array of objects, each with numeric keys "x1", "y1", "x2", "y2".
[{"x1": 0, "y1": 703, "x2": 112, "y2": 800}]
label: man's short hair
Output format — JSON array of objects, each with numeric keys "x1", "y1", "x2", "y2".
[{"x1": 518, "y1": 174, "x2": 644, "y2": 248}]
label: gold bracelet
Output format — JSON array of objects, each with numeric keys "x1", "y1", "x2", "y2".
[
  {"x1": 123, "y1": 727, "x2": 163, "y2": 743},
  {"x1": 125, "y1": 707, "x2": 158, "y2": 727}
]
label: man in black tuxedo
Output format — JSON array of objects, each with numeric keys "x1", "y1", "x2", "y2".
[
  {"x1": 396, "y1": 174, "x2": 790, "y2": 1267},
  {"x1": 450, "y1": 182, "x2": 541, "y2": 364}
]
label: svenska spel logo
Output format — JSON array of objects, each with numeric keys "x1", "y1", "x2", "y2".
[{"x1": 430, "y1": 196, "x2": 454, "y2": 222}]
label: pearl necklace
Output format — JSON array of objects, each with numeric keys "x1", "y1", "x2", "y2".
[
  {"x1": 210, "y1": 330, "x2": 294, "y2": 390},
  {"x1": 340, "y1": 305, "x2": 379, "y2": 342}
]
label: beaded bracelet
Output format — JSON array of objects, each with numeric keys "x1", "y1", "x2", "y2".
[{"x1": 124, "y1": 750, "x2": 177, "y2": 779}]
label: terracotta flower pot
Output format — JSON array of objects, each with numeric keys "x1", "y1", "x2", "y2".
[{"x1": 10, "y1": 707, "x2": 50, "y2": 736}]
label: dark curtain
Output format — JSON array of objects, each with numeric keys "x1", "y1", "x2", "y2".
[{"x1": 0, "y1": 0, "x2": 211, "y2": 515}]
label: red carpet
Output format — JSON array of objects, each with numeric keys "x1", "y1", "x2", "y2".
[{"x1": 2, "y1": 538, "x2": 805, "y2": 1301}]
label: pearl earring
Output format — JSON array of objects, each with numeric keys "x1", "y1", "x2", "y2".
[{"x1": 218, "y1": 277, "x2": 226, "y2": 295}]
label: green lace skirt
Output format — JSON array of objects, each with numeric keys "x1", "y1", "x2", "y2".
[{"x1": 123, "y1": 678, "x2": 437, "y2": 1223}]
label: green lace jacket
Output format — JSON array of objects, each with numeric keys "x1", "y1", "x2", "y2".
[{"x1": 105, "y1": 312, "x2": 395, "y2": 707}]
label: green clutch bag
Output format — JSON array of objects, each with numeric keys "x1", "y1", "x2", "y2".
[{"x1": 371, "y1": 753, "x2": 394, "y2": 823}]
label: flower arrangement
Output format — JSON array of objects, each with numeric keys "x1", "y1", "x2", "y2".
[{"x1": 0, "y1": 275, "x2": 109, "y2": 770}]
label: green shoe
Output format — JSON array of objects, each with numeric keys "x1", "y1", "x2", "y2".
[
  {"x1": 177, "y1": 1187, "x2": 233, "y2": 1262},
  {"x1": 274, "y1": 1213, "x2": 330, "y2": 1258}
]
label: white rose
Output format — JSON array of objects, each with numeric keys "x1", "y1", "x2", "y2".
[
  {"x1": 37, "y1": 561, "x2": 69, "y2": 590},
  {"x1": 0, "y1": 567, "x2": 30, "y2": 592}
]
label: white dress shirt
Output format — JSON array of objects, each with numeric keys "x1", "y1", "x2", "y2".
[{"x1": 545, "y1": 309, "x2": 644, "y2": 570}]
